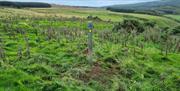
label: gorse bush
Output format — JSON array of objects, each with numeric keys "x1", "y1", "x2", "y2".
[
  {"x1": 87, "y1": 15, "x2": 102, "y2": 21},
  {"x1": 170, "y1": 26, "x2": 180, "y2": 36},
  {"x1": 113, "y1": 19, "x2": 145, "y2": 33}
]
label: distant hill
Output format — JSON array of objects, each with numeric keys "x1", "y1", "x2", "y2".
[
  {"x1": 0, "y1": 1, "x2": 51, "y2": 8},
  {"x1": 107, "y1": 0, "x2": 180, "y2": 15}
]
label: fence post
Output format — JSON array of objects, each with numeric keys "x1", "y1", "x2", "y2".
[
  {"x1": 87, "y1": 21, "x2": 93, "y2": 63},
  {"x1": 17, "y1": 45, "x2": 22, "y2": 60}
]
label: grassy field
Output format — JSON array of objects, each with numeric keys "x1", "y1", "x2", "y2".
[
  {"x1": 0, "y1": 7, "x2": 180, "y2": 91},
  {"x1": 29, "y1": 7, "x2": 180, "y2": 27},
  {"x1": 1, "y1": 7, "x2": 179, "y2": 27},
  {"x1": 165, "y1": 15, "x2": 180, "y2": 21}
]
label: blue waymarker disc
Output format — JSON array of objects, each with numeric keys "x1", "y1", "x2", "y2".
[{"x1": 88, "y1": 22, "x2": 93, "y2": 30}]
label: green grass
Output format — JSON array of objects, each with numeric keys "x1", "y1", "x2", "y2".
[
  {"x1": 0, "y1": 7, "x2": 179, "y2": 91},
  {"x1": 165, "y1": 15, "x2": 180, "y2": 21},
  {"x1": 1, "y1": 7, "x2": 179, "y2": 27}
]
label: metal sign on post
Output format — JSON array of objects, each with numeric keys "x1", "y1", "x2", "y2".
[{"x1": 87, "y1": 21, "x2": 93, "y2": 63}]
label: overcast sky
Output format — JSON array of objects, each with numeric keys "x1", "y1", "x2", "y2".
[{"x1": 3, "y1": 0, "x2": 159, "y2": 7}]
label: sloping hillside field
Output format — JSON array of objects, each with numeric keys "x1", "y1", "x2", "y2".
[
  {"x1": 107, "y1": 0, "x2": 180, "y2": 15},
  {"x1": 0, "y1": 7, "x2": 180, "y2": 91}
]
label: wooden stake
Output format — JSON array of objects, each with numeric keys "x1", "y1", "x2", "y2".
[{"x1": 87, "y1": 22, "x2": 93, "y2": 63}]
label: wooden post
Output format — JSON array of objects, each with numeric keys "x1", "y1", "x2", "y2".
[
  {"x1": 0, "y1": 43, "x2": 6, "y2": 61},
  {"x1": 87, "y1": 22, "x2": 93, "y2": 63},
  {"x1": 25, "y1": 36, "x2": 30, "y2": 58},
  {"x1": 17, "y1": 45, "x2": 22, "y2": 60}
]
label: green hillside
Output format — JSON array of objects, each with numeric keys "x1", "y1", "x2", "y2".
[
  {"x1": 165, "y1": 15, "x2": 180, "y2": 22},
  {"x1": 0, "y1": 6, "x2": 180, "y2": 91},
  {"x1": 107, "y1": 0, "x2": 180, "y2": 15},
  {"x1": 23, "y1": 7, "x2": 180, "y2": 27}
]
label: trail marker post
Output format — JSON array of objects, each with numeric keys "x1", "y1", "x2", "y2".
[{"x1": 87, "y1": 22, "x2": 93, "y2": 63}]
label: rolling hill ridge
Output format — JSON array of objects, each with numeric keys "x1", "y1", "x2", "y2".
[{"x1": 107, "y1": 0, "x2": 180, "y2": 15}]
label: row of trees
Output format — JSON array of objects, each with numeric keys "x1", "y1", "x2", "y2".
[{"x1": 0, "y1": 1, "x2": 51, "y2": 8}]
